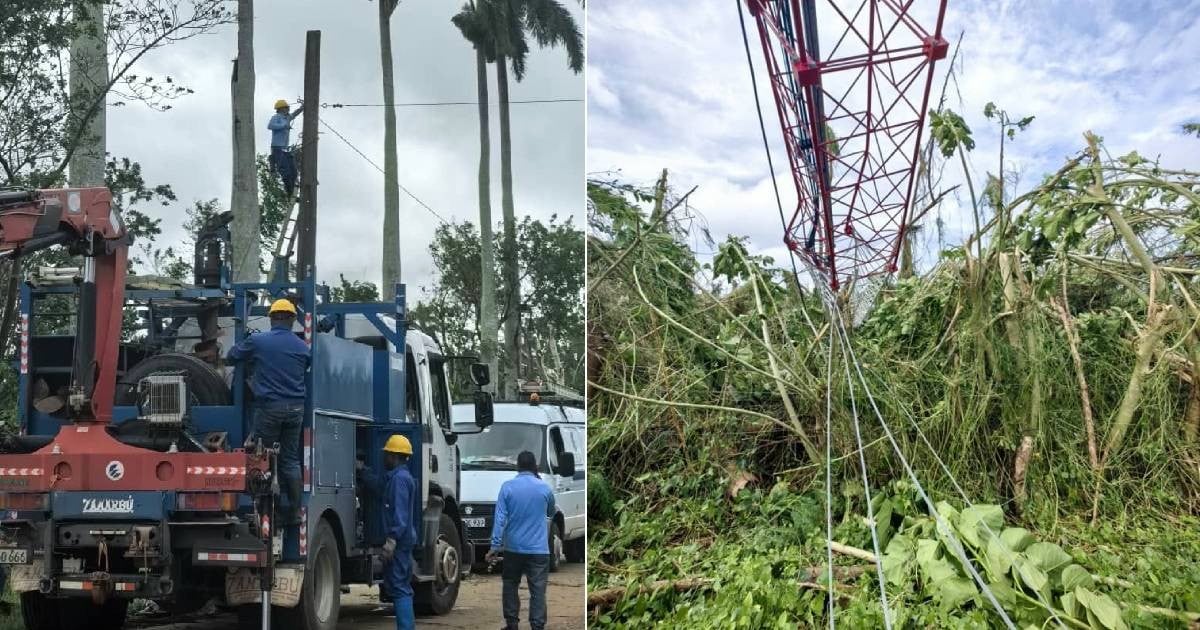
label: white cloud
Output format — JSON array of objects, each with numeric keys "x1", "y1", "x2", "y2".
[{"x1": 588, "y1": 0, "x2": 1200, "y2": 274}]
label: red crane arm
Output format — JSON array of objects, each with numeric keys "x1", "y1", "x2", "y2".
[
  {"x1": 0, "y1": 188, "x2": 128, "y2": 424},
  {"x1": 745, "y1": 0, "x2": 948, "y2": 289}
]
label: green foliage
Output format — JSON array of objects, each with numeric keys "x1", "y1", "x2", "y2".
[
  {"x1": 930, "y1": 109, "x2": 975, "y2": 157},
  {"x1": 329, "y1": 274, "x2": 379, "y2": 303},
  {"x1": 588, "y1": 141, "x2": 1200, "y2": 626},
  {"x1": 412, "y1": 215, "x2": 583, "y2": 392}
]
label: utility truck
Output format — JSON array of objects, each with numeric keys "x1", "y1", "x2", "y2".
[{"x1": 0, "y1": 187, "x2": 493, "y2": 630}]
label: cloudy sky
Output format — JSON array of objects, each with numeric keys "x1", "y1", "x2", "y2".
[
  {"x1": 588, "y1": 0, "x2": 1200, "y2": 272},
  {"x1": 107, "y1": 0, "x2": 584, "y2": 298}
]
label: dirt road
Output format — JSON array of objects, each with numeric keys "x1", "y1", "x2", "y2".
[{"x1": 127, "y1": 563, "x2": 586, "y2": 630}]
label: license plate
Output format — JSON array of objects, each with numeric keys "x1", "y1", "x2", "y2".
[
  {"x1": 226, "y1": 566, "x2": 304, "y2": 608},
  {"x1": 0, "y1": 548, "x2": 29, "y2": 564},
  {"x1": 464, "y1": 517, "x2": 486, "y2": 528}
]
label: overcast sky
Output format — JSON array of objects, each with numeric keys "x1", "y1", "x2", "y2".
[
  {"x1": 107, "y1": 0, "x2": 584, "y2": 299},
  {"x1": 587, "y1": 0, "x2": 1200, "y2": 273}
]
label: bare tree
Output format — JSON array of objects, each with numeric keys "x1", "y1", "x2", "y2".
[
  {"x1": 230, "y1": 0, "x2": 259, "y2": 281},
  {"x1": 378, "y1": 0, "x2": 402, "y2": 299}
]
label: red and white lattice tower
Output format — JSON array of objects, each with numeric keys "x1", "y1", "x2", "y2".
[{"x1": 746, "y1": 0, "x2": 948, "y2": 289}]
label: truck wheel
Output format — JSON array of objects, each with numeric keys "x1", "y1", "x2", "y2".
[
  {"x1": 565, "y1": 535, "x2": 585, "y2": 563},
  {"x1": 415, "y1": 513, "x2": 461, "y2": 615},
  {"x1": 548, "y1": 520, "x2": 564, "y2": 573},
  {"x1": 282, "y1": 518, "x2": 341, "y2": 630},
  {"x1": 19, "y1": 592, "x2": 56, "y2": 630},
  {"x1": 55, "y1": 598, "x2": 127, "y2": 630}
]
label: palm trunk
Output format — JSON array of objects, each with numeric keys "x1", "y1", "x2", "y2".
[
  {"x1": 475, "y1": 48, "x2": 499, "y2": 395},
  {"x1": 68, "y1": 1, "x2": 106, "y2": 187},
  {"x1": 379, "y1": 0, "x2": 401, "y2": 299},
  {"x1": 497, "y1": 57, "x2": 520, "y2": 397},
  {"x1": 230, "y1": 0, "x2": 260, "y2": 282}
]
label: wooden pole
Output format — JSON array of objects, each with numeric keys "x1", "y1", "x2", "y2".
[{"x1": 297, "y1": 30, "x2": 321, "y2": 281}]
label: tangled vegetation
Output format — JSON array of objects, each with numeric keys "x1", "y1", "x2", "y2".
[{"x1": 586, "y1": 132, "x2": 1200, "y2": 628}]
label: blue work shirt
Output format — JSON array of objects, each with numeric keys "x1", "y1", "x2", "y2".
[
  {"x1": 383, "y1": 465, "x2": 417, "y2": 550},
  {"x1": 226, "y1": 323, "x2": 310, "y2": 403},
  {"x1": 490, "y1": 471, "x2": 555, "y2": 554},
  {"x1": 267, "y1": 108, "x2": 302, "y2": 147}
]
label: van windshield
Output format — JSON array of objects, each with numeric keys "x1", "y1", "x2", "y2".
[{"x1": 457, "y1": 423, "x2": 542, "y2": 471}]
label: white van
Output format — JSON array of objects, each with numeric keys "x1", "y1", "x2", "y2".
[{"x1": 452, "y1": 401, "x2": 585, "y2": 571}]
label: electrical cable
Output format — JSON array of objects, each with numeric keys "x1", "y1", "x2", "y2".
[
  {"x1": 317, "y1": 117, "x2": 450, "y2": 225},
  {"x1": 822, "y1": 327, "x2": 837, "y2": 629},
  {"x1": 819, "y1": 277, "x2": 1018, "y2": 630},
  {"x1": 320, "y1": 97, "x2": 582, "y2": 108}
]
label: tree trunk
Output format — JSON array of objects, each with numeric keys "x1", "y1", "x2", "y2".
[
  {"x1": 379, "y1": 0, "x2": 401, "y2": 299},
  {"x1": 497, "y1": 58, "x2": 520, "y2": 397},
  {"x1": 230, "y1": 0, "x2": 260, "y2": 282},
  {"x1": 475, "y1": 49, "x2": 499, "y2": 395},
  {"x1": 68, "y1": 1, "x2": 106, "y2": 187}
]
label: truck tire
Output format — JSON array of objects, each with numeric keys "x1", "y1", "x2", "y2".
[
  {"x1": 24, "y1": 595, "x2": 128, "y2": 630},
  {"x1": 281, "y1": 518, "x2": 341, "y2": 630},
  {"x1": 414, "y1": 513, "x2": 461, "y2": 615},
  {"x1": 565, "y1": 535, "x2": 585, "y2": 563},
  {"x1": 19, "y1": 592, "x2": 55, "y2": 630},
  {"x1": 548, "y1": 520, "x2": 564, "y2": 573}
]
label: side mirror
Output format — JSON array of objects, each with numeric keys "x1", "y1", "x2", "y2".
[
  {"x1": 474, "y1": 390, "x2": 494, "y2": 428},
  {"x1": 556, "y1": 452, "x2": 576, "y2": 478},
  {"x1": 470, "y1": 363, "x2": 490, "y2": 387}
]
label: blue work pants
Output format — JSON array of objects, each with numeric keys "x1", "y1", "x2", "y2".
[
  {"x1": 252, "y1": 402, "x2": 303, "y2": 482},
  {"x1": 386, "y1": 549, "x2": 414, "y2": 630},
  {"x1": 270, "y1": 146, "x2": 297, "y2": 196},
  {"x1": 502, "y1": 552, "x2": 549, "y2": 630}
]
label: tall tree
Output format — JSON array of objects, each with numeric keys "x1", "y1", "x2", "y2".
[
  {"x1": 68, "y1": 0, "x2": 107, "y2": 187},
  {"x1": 378, "y1": 0, "x2": 402, "y2": 299},
  {"x1": 230, "y1": 0, "x2": 260, "y2": 282},
  {"x1": 452, "y1": 1, "x2": 500, "y2": 393},
  {"x1": 490, "y1": 0, "x2": 583, "y2": 396}
]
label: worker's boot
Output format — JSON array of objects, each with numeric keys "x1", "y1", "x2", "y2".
[{"x1": 285, "y1": 477, "x2": 303, "y2": 526}]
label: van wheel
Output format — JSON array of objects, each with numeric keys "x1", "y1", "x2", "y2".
[
  {"x1": 415, "y1": 513, "x2": 461, "y2": 615},
  {"x1": 565, "y1": 536, "x2": 585, "y2": 563},
  {"x1": 281, "y1": 518, "x2": 341, "y2": 630},
  {"x1": 548, "y1": 521, "x2": 564, "y2": 573}
]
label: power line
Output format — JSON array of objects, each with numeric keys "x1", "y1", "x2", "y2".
[
  {"x1": 316, "y1": 117, "x2": 450, "y2": 225},
  {"x1": 321, "y1": 97, "x2": 582, "y2": 109}
]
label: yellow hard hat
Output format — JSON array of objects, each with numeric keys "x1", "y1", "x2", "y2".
[
  {"x1": 274, "y1": 99, "x2": 289, "y2": 110},
  {"x1": 268, "y1": 298, "x2": 297, "y2": 315},
  {"x1": 383, "y1": 435, "x2": 412, "y2": 455}
]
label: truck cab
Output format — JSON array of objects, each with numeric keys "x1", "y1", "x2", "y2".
[{"x1": 452, "y1": 393, "x2": 585, "y2": 572}]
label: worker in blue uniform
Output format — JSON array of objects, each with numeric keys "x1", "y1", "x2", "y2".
[
  {"x1": 267, "y1": 99, "x2": 304, "y2": 198},
  {"x1": 379, "y1": 434, "x2": 417, "y2": 630},
  {"x1": 226, "y1": 298, "x2": 310, "y2": 525},
  {"x1": 486, "y1": 451, "x2": 556, "y2": 630}
]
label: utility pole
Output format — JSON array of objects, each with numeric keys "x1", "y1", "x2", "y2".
[{"x1": 297, "y1": 30, "x2": 321, "y2": 281}]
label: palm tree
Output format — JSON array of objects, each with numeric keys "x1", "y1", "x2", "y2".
[
  {"x1": 452, "y1": 1, "x2": 501, "y2": 394},
  {"x1": 378, "y1": 0, "x2": 402, "y2": 299},
  {"x1": 490, "y1": 0, "x2": 583, "y2": 396}
]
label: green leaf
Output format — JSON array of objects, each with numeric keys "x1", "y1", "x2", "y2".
[
  {"x1": 935, "y1": 576, "x2": 978, "y2": 610},
  {"x1": 1026, "y1": 542, "x2": 1073, "y2": 574},
  {"x1": 1015, "y1": 558, "x2": 1050, "y2": 599},
  {"x1": 1061, "y1": 591, "x2": 1080, "y2": 618},
  {"x1": 1059, "y1": 564, "x2": 1094, "y2": 591},
  {"x1": 985, "y1": 535, "x2": 1016, "y2": 577},
  {"x1": 1000, "y1": 527, "x2": 1035, "y2": 552},
  {"x1": 1086, "y1": 590, "x2": 1126, "y2": 630},
  {"x1": 957, "y1": 504, "x2": 1003, "y2": 549}
]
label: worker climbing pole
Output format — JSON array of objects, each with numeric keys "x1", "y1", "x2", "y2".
[{"x1": 737, "y1": 1, "x2": 1071, "y2": 628}]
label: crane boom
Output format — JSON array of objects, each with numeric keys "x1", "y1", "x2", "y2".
[
  {"x1": 0, "y1": 187, "x2": 128, "y2": 424},
  {"x1": 745, "y1": 0, "x2": 948, "y2": 288}
]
